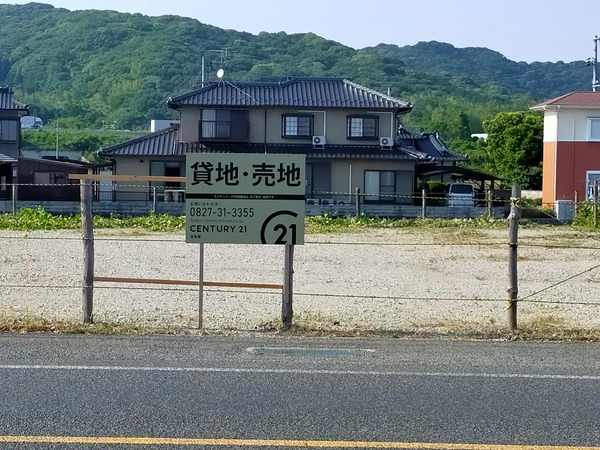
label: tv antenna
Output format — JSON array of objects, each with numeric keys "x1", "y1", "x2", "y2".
[{"x1": 207, "y1": 48, "x2": 237, "y2": 81}]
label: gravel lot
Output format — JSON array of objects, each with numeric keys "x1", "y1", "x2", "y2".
[{"x1": 1, "y1": 227, "x2": 600, "y2": 333}]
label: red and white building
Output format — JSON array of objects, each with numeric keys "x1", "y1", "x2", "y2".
[{"x1": 531, "y1": 92, "x2": 600, "y2": 207}]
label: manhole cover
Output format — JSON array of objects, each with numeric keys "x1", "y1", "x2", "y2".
[{"x1": 247, "y1": 347, "x2": 374, "y2": 357}]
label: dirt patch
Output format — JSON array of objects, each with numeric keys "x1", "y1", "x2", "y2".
[{"x1": 1, "y1": 227, "x2": 600, "y2": 335}]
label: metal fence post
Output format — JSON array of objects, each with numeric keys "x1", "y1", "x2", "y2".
[
  {"x1": 594, "y1": 181, "x2": 598, "y2": 229},
  {"x1": 421, "y1": 189, "x2": 426, "y2": 219},
  {"x1": 355, "y1": 188, "x2": 361, "y2": 216},
  {"x1": 152, "y1": 186, "x2": 157, "y2": 213},
  {"x1": 11, "y1": 183, "x2": 16, "y2": 215}
]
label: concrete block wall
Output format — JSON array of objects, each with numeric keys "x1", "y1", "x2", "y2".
[{"x1": 0, "y1": 200, "x2": 505, "y2": 219}]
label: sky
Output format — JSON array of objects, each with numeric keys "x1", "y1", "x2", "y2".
[{"x1": 2, "y1": 0, "x2": 600, "y2": 63}]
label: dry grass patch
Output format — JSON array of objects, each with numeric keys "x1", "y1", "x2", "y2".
[
  {"x1": 0, "y1": 313, "x2": 188, "y2": 335},
  {"x1": 414, "y1": 227, "x2": 491, "y2": 245},
  {"x1": 2, "y1": 313, "x2": 600, "y2": 342}
]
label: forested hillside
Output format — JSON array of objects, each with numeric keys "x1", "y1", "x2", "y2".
[{"x1": 0, "y1": 2, "x2": 592, "y2": 137}]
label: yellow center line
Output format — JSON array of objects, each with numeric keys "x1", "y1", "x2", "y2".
[{"x1": 0, "y1": 436, "x2": 598, "y2": 449}]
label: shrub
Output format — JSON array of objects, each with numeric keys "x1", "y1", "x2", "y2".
[{"x1": 573, "y1": 200, "x2": 597, "y2": 228}]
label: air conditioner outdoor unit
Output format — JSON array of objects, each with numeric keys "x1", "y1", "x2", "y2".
[
  {"x1": 164, "y1": 189, "x2": 185, "y2": 203},
  {"x1": 312, "y1": 135, "x2": 326, "y2": 147},
  {"x1": 379, "y1": 136, "x2": 393, "y2": 149}
]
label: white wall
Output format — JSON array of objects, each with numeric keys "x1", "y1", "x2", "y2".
[
  {"x1": 150, "y1": 119, "x2": 179, "y2": 132},
  {"x1": 554, "y1": 107, "x2": 600, "y2": 141},
  {"x1": 114, "y1": 158, "x2": 150, "y2": 201},
  {"x1": 542, "y1": 110, "x2": 558, "y2": 142}
]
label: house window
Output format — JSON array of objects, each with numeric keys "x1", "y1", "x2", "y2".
[
  {"x1": 347, "y1": 116, "x2": 378, "y2": 140},
  {"x1": 589, "y1": 118, "x2": 600, "y2": 141},
  {"x1": 305, "y1": 162, "x2": 331, "y2": 199},
  {"x1": 282, "y1": 114, "x2": 313, "y2": 138},
  {"x1": 33, "y1": 172, "x2": 66, "y2": 184},
  {"x1": 201, "y1": 109, "x2": 231, "y2": 139},
  {"x1": 150, "y1": 161, "x2": 185, "y2": 201},
  {"x1": 0, "y1": 120, "x2": 17, "y2": 142},
  {"x1": 586, "y1": 171, "x2": 600, "y2": 199},
  {"x1": 364, "y1": 170, "x2": 395, "y2": 202},
  {"x1": 305, "y1": 163, "x2": 313, "y2": 197}
]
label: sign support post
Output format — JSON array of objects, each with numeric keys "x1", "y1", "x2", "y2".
[
  {"x1": 185, "y1": 153, "x2": 306, "y2": 330},
  {"x1": 198, "y1": 243, "x2": 204, "y2": 330},
  {"x1": 282, "y1": 244, "x2": 294, "y2": 329}
]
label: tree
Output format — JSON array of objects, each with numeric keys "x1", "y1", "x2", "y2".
[
  {"x1": 482, "y1": 111, "x2": 543, "y2": 189},
  {"x1": 448, "y1": 111, "x2": 472, "y2": 141}
]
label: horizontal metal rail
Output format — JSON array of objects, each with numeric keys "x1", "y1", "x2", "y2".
[{"x1": 93, "y1": 276, "x2": 282, "y2": 290}]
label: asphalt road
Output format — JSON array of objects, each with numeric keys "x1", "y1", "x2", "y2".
[{"x1": 0, "y1": 334, "x2": 599, "y2": 449}]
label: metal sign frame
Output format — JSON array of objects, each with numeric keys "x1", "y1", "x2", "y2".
[{"x1": 185, "y1": 153, "x2": 306, "y2": 245}]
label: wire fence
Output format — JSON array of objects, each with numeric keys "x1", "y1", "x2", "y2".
[
  {"x1": 0, "y1": 182, "x2": 572, "y2": 221},
  {"x1": 1, "y1": 221, "x2": 600, "y2": 332}
]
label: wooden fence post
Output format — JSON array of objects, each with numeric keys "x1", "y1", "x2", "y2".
[
  {"x1": 421, "y1": 189, "x2": 426, "y2": 219},
  {"x1": 81, "y1": 179, "x2": 94, "y2": 324},
  {"x1": 486, "y1": 189, "x2": 493, "y2": 218},
  {"x1": 507, "y1": 185, "x2": 520, "y2": 332},
  {"x1": 282, "y1": 244, "x2": 294, "y2": 330}
]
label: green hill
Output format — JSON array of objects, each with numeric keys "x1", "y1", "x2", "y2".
[{"x1": 0, "y1": 3, "x2": 591, "y2": 135}]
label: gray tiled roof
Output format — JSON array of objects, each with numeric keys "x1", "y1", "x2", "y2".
[
  {"x1": 99, "y1": 130, "x2": 462, "y2": 163},
  {"x1": 177, "y1": 142, "x2": 418, "y2": 160},
  {"x1": 0, "y1": 86, "x2": 29, "y2": 111},
  {"x1": 0, "y1": 153, "x2": 18, "y2": 163},
  {"x1": 396, "y1": 128, "x2": 465, "y2": 162},
  {"x1": 99, "y1": 126, "x2": 180, "y2": 157},
  {"x1": 167, "y1": 78, "x2": 413, "y2": 112}
]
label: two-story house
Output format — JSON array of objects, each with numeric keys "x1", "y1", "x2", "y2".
[
  {"x1": 531, "y1": 91, "x2": 600, "y2": 208},
  {"x1": 168, "y1": 78, "x2": 468, "y2": 206},
  {"x1": 0, "y1": 86, "x2": 29, "y2": 200},
  {"x1": 100, "y1": 78, "x2": 465, "y2": 212}
]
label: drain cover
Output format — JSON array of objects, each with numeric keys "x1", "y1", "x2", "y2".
[{"x1": 247, "y1": 347, "x2": 374, "y2": 357}]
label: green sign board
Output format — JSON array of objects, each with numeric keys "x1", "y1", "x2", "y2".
[{"x1": 185, "y1": 153, "x2": 306, "y2": 244}]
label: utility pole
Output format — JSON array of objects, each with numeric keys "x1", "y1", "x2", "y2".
[
  {"x1": 55, "y1": 116, "x2": 59, "y2": 159},
  {"x1": 591, "y1": 36, "x2": 600, "y2": 92}
]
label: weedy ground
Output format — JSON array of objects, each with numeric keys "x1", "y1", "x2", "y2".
[
  {"x1": 1, "y1": 312, "x2": 599, "y2": 342},
  {"x1": 2, "y1": 208, "x2": 600, "y2": 341}
]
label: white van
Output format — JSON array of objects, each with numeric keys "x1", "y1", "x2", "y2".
[
  {"x1": 20, "y1": 116, "x2": 43, "y2": 129},
  {"x1": 448, "y1": 183, "x2": 475, "y2": 207}
]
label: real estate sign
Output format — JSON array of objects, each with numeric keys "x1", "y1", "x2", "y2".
[{"x1": 185, "y1": 153, "x2": 305, "y2": 244}]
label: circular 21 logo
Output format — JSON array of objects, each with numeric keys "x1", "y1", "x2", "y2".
[{"x1": 260, "y1": 210, "x2": 299, "y2": 244}]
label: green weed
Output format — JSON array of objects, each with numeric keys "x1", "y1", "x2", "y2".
[
  {"x1": 306, "y1": 213, "x2": 509, "y2": 234},
  {"x1": 0, "y1": 207, "x2": 185, "y2": 232}
]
